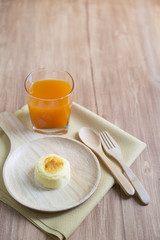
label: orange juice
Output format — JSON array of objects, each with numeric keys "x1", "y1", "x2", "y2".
[{"x1": 27, "y1": 79, "x2": 72, "y2": 129}]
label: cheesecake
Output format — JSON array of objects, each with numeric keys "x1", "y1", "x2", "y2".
[{"x1": 34, "y1": 153, "x2": 70, "y2": 189}]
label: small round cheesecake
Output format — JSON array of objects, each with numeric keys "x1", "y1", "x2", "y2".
[{"x1": 34, "y1": 153, "x2": 70, "y2": 189}]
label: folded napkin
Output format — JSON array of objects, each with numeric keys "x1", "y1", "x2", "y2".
[{"x1": 0, "y1": 102, "x2": 146, "y2": 240}]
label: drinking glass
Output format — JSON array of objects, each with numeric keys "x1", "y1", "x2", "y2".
[{"x1": 24, "y1": 69, "x2": 74, "y2": 134}]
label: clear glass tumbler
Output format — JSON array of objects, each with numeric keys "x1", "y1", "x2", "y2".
[{"x1": 24, "y1": 69, "x2": 74, "y2": 134}]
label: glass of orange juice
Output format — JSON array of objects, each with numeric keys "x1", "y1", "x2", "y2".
[{"x1": 24, "y1": 69, "x2": 74, "y2": 134}]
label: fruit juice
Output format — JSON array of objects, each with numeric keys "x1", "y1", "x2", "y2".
[{"x1": 27, "y1": 80, "x2": 72, "y2": 129}]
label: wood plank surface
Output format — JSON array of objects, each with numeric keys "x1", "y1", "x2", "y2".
[{"x1": 0, "y1": 0, "x2": 160, "y2": 239}]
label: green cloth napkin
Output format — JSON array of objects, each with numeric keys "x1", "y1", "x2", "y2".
[{"x1": 0, "y1": 102, "x2": 146, "y2": 240}]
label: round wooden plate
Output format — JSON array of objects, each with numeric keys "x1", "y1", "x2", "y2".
[{"x1": 3, "y1": 137, "x2": 101, "y2": 212}]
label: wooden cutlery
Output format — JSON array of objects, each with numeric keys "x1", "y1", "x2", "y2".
[
  {"x1": 79, "y1": 127, "x2": 135, "y2": 196},
  {"x1": 99, "y1": 131, "x2": 150, "y2": 205}
]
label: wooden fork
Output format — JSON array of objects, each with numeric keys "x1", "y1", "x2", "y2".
[{"x1": 99, "y1": 131, "x2": 150, "y2": 205}]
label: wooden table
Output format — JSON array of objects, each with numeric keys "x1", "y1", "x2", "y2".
[{"x1": 0, "y1": 0, "x2": 159, "y2": 239}]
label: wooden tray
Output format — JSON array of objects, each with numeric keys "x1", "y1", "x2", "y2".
[{"x1": 0, "y1": 112, "x2": 101, "y2": 212}]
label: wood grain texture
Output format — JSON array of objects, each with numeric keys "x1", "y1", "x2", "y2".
[{"x1": 0, "y1": 0, "x2": 160, "y2": 239}]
